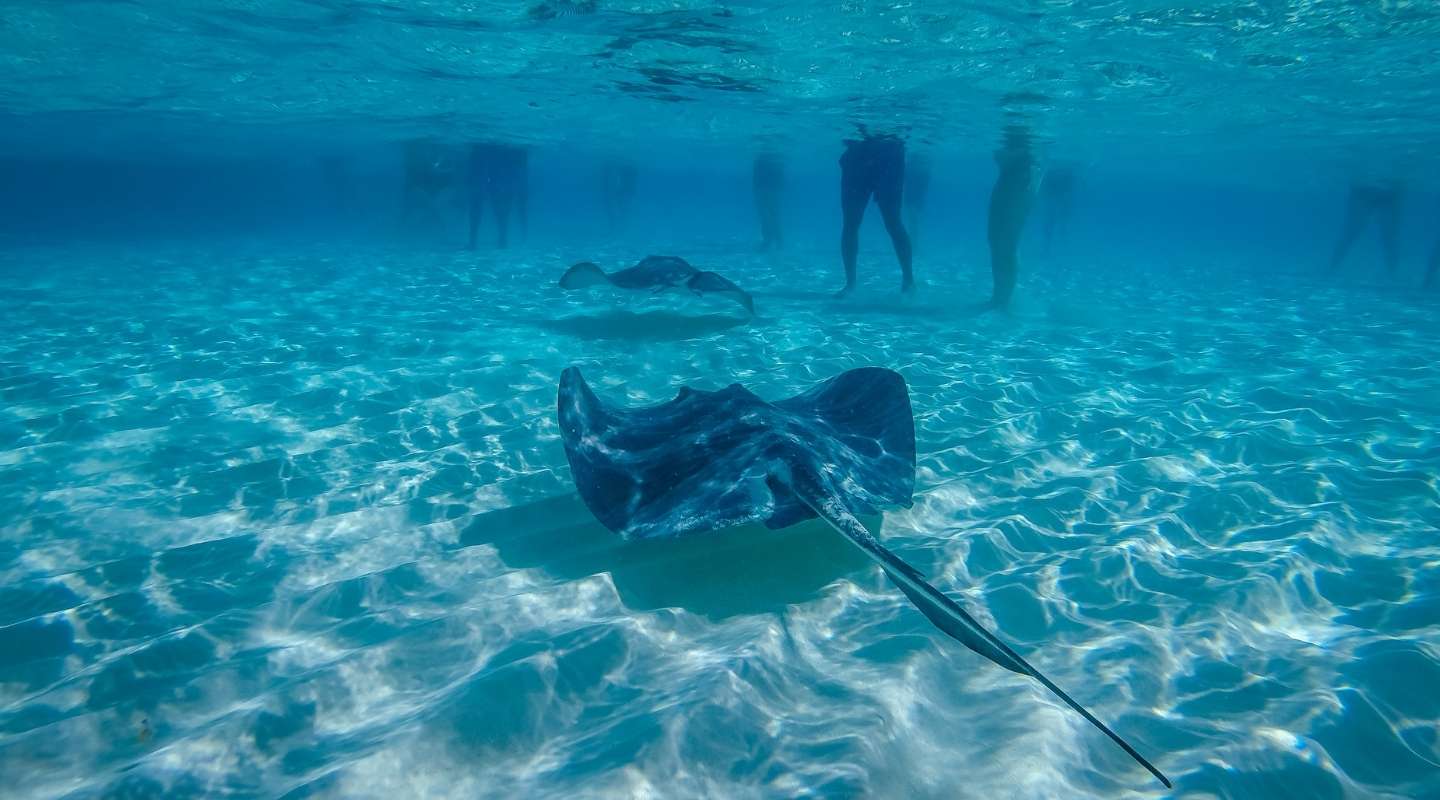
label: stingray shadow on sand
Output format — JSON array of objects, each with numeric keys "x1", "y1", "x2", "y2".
[
  {"x1": 457, "y1": 493, "x2": 873, "y2": 620},
  {"x1": 534, "y1": 310, "x2": 753, "y2": 342}
]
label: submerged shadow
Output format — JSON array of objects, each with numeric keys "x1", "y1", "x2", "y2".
[
  {"x1": 821, "y1": 297, "x2": 985, "y2": 321},
  {"x1": 458, "y1": 494, "x2": 873, "y2": 620},
  {"x1": 761, "y1": 288, "x2": 836, "y2": 303},
  {"x1": 534, "y1": 310, "x2": 751, "y2": 341}
]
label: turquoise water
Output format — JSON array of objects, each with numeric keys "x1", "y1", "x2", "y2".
[
  {"x1": 4, "y1": 243, "x2": 1438, "y2": 797},
  {"x1": 3, "y1": 3, "x2": 1440, "y2": 799}
]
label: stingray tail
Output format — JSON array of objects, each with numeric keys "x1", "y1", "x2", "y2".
[{"x1": 786, "y1": 467, "x2": 1171, "y2": 789}]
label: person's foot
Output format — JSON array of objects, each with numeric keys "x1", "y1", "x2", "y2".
[
  {"x1": 900, "y1": 278, "x2": 916, "y2": 295},
  {"x1": 834, "y1": 283, "x2": 855, "y2": 299}
]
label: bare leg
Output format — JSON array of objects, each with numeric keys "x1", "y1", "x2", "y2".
[
  {"x1": 490, "y1": 173, "x2": 513, "y2": 249},
  {"x1": 874, "y1": 142, "x2": 913, "y2": 292},
  {"x1": 989, "y1": 245, "x2": 1019, "y2": 308},
  {"x1": 753, "y1": 155, "x2": 783, "y2": 251},
  {"x1": 875, "y1": 189, "x2": 913, "y2": 292},
  {"x1": 987, "y1": 166, "x2": 1032, "y2": 309},
  {"x1": 1329, "y1": 188, "x2": 1374, "y2": 274},
  {"x1": 839, "y1": 178, "x2": 867, "y2": 296}
]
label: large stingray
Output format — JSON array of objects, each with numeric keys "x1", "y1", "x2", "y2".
[
  {"x1": 557, "y1": 366, "x2": 1171, "y2": 788},
  {"x1": 558, "y1": 255, "x2": 755, "y2": 314}
]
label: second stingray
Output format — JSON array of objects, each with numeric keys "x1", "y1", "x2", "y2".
[
  {"x1": 557, "y1": 365, "x2": 1171, "y2": 788},
  {"x1": 559, "y1": 255, "x2": 755, "y2": 314}
]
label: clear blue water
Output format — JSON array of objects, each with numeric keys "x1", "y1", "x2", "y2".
[{"x1": 2, "y1": 3, "x2": 1439, "y2": 799}]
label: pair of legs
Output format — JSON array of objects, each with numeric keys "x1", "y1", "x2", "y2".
[
  {"x1": 987, "y1": 135, "x2": 1035, "y2": 309},
  {"x1": 753, "y1": 154, "x2": 784, "y2": 251},
  {"x1": 839, "y1": 137, "x2": 913, "y2": 296},
  {"x1": 1329, "y1": 182, "x2": 1402, "y2": 275},
  {"x1": 468, "y1": 145, "x2": 528, "y2": 249}
]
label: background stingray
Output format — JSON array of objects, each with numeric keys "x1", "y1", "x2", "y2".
[
  {"x1": 559, "y1": 255, "x2": 755, "y2": 314},
  {"x1": 557, "y1": 365, "x2": 1172, "y2": 788}
]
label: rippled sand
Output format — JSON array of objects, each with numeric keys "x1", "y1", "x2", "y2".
[{"x1": 1, "y1": 243, "x2": 1437, "y2": 799}]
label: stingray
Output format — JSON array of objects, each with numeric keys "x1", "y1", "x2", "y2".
[
  {"x1": 558, "y1": 255, "x2": 755, "y2": 314},
  {"x1": 557, "y1": 366, "x2": 1171, "y2": 788}
]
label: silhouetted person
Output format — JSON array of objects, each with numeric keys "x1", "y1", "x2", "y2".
[
  {"x1": 401, "y1": 139, "x2": 460, "y2": 234},
  {"x1": 468, "y1": 144, "x2": 528, "y2": 249},
  {"x1": 1329, "y1": 179, "x2": 1403, "y2": 275},
  {"x1": 602, "y1": 160, "x2": 638, "y2": 234},
  {"x1": 838, "y1": 134, "x2": 913, "y2": 297},
  {"x1": 987, "y1": 126, "x2": 1035, "y2": 309},
  {"x1": 905, "y1": 153, "x2": 931, "y2": 249},
  {"x1": 753, "y1": 152, "x2": 785, "y2": 251},
  {"x1": 1039, "y1": 165, "x2": 1075, "y2": 257}
]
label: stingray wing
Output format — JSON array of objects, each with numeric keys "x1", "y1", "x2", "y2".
[
  {"x1": 764, "y1": 367, "x2": 916, "y2": 528},
  {"x1": 607, "y1": 255, "x2": 696, "y2": 289},
  {"x1": 685, "y1": 271, "x2": 755, "y2": 314},
  {"x1": 558, "y1": 262, "x2": 610, "y2": 289},
  {"x1": 558, "y1": 367, "x2": 915, "y2": 537},
  {"x1": 558, "y1": 367, "x2": 778, "y2": 539}
]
